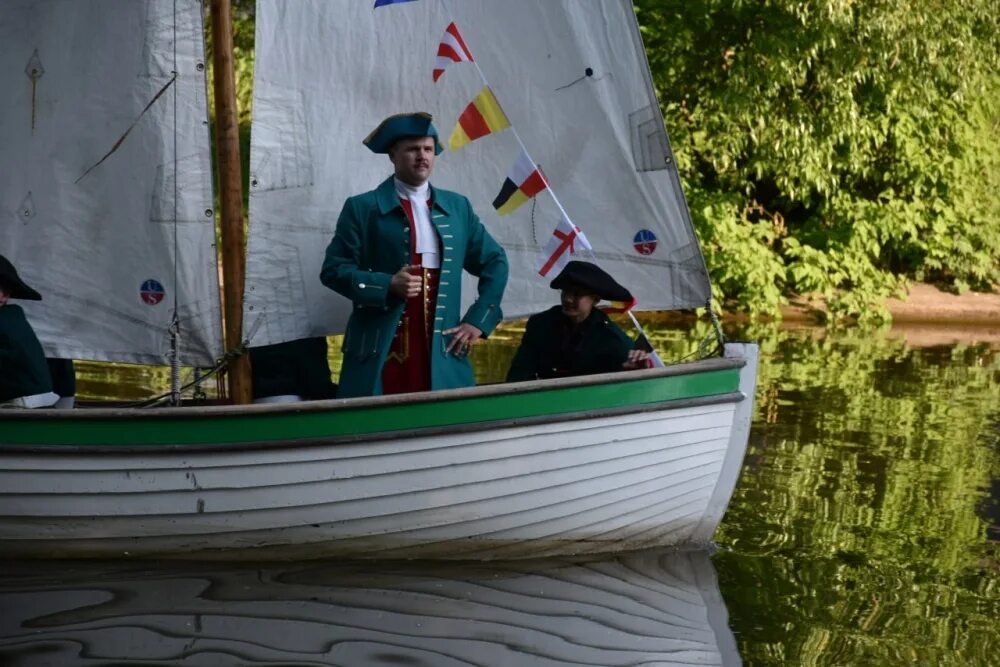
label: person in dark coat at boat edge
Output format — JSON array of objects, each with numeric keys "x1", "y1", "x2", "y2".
[
  {"x1": 320, "y1": 112, "x2": 508, "y2": 397},
  {"x1": 249, "y1": 337, "x2": 338, "y2": 403},
  {"x1": 506, "y1": 261, "x2": 651, "y2": 382},
  {"x1": 0, "y1": 254, "x2": 59, "y2": 408},
  {"x1": 47, "y1": 358, "x2": 76, "y2": 409}
]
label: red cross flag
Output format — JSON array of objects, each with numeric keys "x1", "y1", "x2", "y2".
[{"x1": 538, "y1": 213, "x2": 592, "y2": 277}]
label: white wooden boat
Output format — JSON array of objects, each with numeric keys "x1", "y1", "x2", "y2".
[
  {"x1": 0, "y1": 0, "x2": 759, "y2": 560},
  {"x1": 0, "y1": 549, "x2": 742, "y2": 665},
  {"x1": 0, "y1": 345, "x2": 755, "y2": 559}
]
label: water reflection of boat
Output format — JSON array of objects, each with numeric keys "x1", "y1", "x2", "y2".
[
  {"x1": 0, "y1": 0, "x2": 757, "y2": 560},
  {"x1": 0, "y1": 549, "x2": 741, "y2": 666}
]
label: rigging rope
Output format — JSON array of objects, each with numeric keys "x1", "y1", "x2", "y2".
[
  {"x1": 132, "y1": 315, "x2": 262, "y2": 408},
  {"x1": 696, "y1": 297, "x2": 727, "y2": 359},
  {"x1": 168, "y1": 0, "x2": 182, "y2": 405}
]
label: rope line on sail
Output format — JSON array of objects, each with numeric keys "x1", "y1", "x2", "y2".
[
  {"x1": 74, "y1": 75, "x2": 177, "y2": 184},
  {"x1": 554, "y1": 67, "x2": 598, "y2": 91}
]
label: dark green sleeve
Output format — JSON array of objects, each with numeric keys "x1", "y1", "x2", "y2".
[
  {"x1": 596, "y1": 319, "x2": 634, "y2": 373},
  {"x1": 320, "y1": 196, "x2": 394, "y2": 308},
  {"x1": 505, "y1": 315, "x2": 544, "y2": 382}
]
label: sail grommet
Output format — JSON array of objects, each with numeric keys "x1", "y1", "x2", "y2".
[{"x1": 18, "y1": 192, "x2": 35, "y2": 223}]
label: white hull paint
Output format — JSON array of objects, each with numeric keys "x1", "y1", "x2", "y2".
[
  {"x1": 0, "y1": 344, "x2": 758, "y2": 560},
  {"x1": 0, "y1": 550, "x2": 741, "y2": 666}
]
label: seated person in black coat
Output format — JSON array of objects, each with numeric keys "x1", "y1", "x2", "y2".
[
  {"x1": 0, "y1": 254, "x2": 58, "y2": 408},
  {"x1": 506, "y1": 261, "x2": 650, "y2": 382}
]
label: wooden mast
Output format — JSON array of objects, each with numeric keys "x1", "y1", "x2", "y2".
[{"x1": 209, "y1": 0, "x2": 252, "y2": 404}]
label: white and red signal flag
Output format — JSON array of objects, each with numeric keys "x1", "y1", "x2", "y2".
[
  {"x1": 433, "y1": 22, "x2": 475, "y2": 82},
  {"x1": 538, "y1": 213, "x2": 592, "y2": 277}
]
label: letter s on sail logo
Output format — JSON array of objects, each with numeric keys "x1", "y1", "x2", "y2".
[
  {"x1": 633, "y1": 229, "x2": 657, "y2": 256},
  {"x1": 140, "y1": 279, "x2": 166, "y2": 305}
]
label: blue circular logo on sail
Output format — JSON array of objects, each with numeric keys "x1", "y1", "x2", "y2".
[
  {"x1": 633, "y1": 229, "x2": 658, "y2": 256},
  {"x1": 140, "y1": 279, "x2": 165, "y2": 305}
]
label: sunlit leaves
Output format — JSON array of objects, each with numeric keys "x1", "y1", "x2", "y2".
[{"x1": 635, "y1": 0, "x2": 1000, "y2": 319}]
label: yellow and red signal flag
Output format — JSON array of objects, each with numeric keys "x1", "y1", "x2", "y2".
[
  {"x1": 433, "y1": 22, "x2": 474, "y2": 82},
  {"x1": 448, "y1": 86, "x2": 510, "y2": 151},
  {"x1": 492, "y1": 150, "x2": 548, "y2": 216}
]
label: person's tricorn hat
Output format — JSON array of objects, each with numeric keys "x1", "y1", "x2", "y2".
[
  {"x1": 363, "y1": 112, "x2": 444, "y2": 155},
  {"x1": 550, "y1": 260, "x2": 633, "y2": 302},
  {"x1": 0, "y1": 254, "x2": 42, "y2": 301}
]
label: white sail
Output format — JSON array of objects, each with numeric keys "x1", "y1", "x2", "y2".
[
  {"x1": 0, "y1": 0, "x2": 221, "y2": 365},
  {"x1": 246, "y1": 0, "x2": 711, "y2": 345}
]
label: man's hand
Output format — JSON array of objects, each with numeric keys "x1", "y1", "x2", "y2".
[
  {"x1": 621, "y1": 349, "x2": 652, "y2": 370},
  {"x1": 443, "y1": 322, "x2": 483, "y2": 356},
  {"x1": 389, "y1": 265, "x2": 422, "y2": 299}
]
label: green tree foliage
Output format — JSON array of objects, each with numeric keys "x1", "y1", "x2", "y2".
[
  {"x1": 204, "y1": 0, "x2": 255, "y2": 123},
  {"x1": 635, "y1": 0, "x2": 1000, "y2": 320},
  {"x1": 230, "y1": 0, "x2": 256, "y2": 126}
]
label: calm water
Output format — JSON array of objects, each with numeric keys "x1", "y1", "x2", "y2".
[{"x1": 2, "y1": 321, "x2": 998, "y2": 665}]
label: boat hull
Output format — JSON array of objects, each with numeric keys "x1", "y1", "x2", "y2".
[{"x1": 0, "y1": 344, "x2": 758, "y2": 560}]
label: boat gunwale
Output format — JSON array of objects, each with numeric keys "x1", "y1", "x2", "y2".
[
  {"x1": 0, "y1": 391, "x2": 744, "y2": 454},
  {"x1": 0, "y1": 356, "x2": 745, "y2": 422}
]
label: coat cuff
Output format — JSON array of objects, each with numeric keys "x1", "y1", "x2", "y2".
[
  {"x1": 463, "y1": 301, "x2": 503, "y2": 337},
  {"x1": 351, "y1": 271, "x2": 392, "y2": 308}
]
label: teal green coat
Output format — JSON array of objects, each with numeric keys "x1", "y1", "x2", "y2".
[
  {"x1": 321, "y1": 177, "x2": 508, "y2": 397},
  {"x1": 0, "y1": 305, "x2": 53, "y2": 403}
]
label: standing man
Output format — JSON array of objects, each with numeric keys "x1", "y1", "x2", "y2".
[{"x1": 320, "y1": 112, "x2": 508, "y2": 397}]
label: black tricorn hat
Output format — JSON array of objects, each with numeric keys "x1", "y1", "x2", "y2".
[
  {"x1": 0, "y1": 254, "x2": 42, "y2": 301},
  {"x1": 550, "y1": 261, "x2": 632, "y2": 302}
]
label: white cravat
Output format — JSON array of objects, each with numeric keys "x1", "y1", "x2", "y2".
[{"x1": 394, "y1": 177, "x2": 440, "y2": 269}]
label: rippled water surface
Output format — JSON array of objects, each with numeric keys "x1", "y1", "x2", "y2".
[{"x1": 4, "y1": 321, "x2": 999, "y2": 665}]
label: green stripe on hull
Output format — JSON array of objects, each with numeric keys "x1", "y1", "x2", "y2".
[{"x1": 0, "y1": 368, "x2": 739, "y2": 447}]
